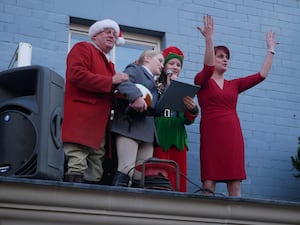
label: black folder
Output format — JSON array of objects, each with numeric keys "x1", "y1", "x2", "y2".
[{"x1": 156, "y1": 80, "x2": 200, "y2": 112}]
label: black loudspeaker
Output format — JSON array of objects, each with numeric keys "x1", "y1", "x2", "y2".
[{"x1": 0, "y1": 65, "x2": 65, "y2": 181}]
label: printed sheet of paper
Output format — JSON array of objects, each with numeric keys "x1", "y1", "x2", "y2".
[{"x1": 156, "y1": 80, "x2": 200, "y2": 112}]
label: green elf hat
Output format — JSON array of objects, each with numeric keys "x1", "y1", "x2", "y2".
[{"x1": 162, "y1": 46, "x2": 184, "y2": 67}]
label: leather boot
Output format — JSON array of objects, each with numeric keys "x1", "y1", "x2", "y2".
[
  {"x1": 131, "y1": 179, "x2": 141, "y2": 188},
  {"x1": 111, "y1": 171, "x2": 130, "y2": 187},
  {"x1": 64, "y1": 174, "x2": 84, "y2": 183}
]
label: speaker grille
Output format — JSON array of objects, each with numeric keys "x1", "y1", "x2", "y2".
[
  {"x1": 0, "y1": 110, "x2": 37, "y2": 176},
  {"x1": 15, "y1": 154, "x2": 37, "y2": 176}
]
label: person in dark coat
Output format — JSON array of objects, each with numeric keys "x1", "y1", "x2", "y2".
[{"x1": 110, "y1": 50, "x2": 164, "y2": 187}]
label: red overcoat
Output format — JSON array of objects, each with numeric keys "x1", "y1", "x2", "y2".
[{"x1": 62, "y1": 42, "x2": 115, "y2": 150}]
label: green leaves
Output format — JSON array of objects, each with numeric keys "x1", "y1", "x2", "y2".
[{"x1": 291, "y1": 136, "x2": 300, "y2": 178}]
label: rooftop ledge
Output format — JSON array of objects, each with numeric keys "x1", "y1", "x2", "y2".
[{"x1": 0, "y1": 177, "x2": 299, "y2": 225}]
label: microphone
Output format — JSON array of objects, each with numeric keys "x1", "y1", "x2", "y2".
[{"x1": 166, "y1": 69, "x2": 173, "y2": 76}]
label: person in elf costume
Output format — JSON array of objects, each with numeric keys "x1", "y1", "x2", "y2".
[{"x1": 153, "y1": 46, "x2": 199, "y2": 192}]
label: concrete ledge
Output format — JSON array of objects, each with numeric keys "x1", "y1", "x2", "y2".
[{"x1": 0, "y1": 177, "x2": 299, "y2": 225}]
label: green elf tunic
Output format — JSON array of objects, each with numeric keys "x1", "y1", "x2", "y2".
[{"x1": 153, "y1": 108, "x2": 198, "y2": 192}]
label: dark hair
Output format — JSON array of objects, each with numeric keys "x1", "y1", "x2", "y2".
[
  {"x1": 214, "y1": 45, "x2": 230, "y2": 59},
  {"x1": 157, "y1": 70, "x2": 168, "y2": 87}
]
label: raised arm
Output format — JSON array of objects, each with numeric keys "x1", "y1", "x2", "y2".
[
  {"x1": 259, "y1": 30, "x2": 278, "y2": 78},
  {"x1": 194, "y1": 15, "x2": 215, "y2": 86},
  {"x1": 197, "y1": 14, "x2": 215, "y2": 66}
]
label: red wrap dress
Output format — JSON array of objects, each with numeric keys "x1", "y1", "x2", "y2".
[{"x1": 194, "y1": 65, "x2": 264, "y2": 182}]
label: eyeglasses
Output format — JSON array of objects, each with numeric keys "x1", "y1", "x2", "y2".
[{"x1": 102, "y1": 28, "x2": 118, "y2": 39}]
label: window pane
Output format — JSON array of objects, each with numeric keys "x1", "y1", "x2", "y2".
[
  {"x1": 115, "y1": 42, "x2": 153, "y2": 72},
  {"x1": 69, "y1": 32, "x2": 89, "y2": 51}
]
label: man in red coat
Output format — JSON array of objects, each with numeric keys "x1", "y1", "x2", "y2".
[{"x1": 62, "y1": 19, "x2": 129, "y2": 183}]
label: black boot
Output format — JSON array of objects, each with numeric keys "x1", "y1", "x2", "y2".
[
  {"x1": 64, "y1": 174, "x2": 84, "y2": 183},
  {"x1": 111, "y1": 171, "x2": 130, "y2": 187},
  {"x1": 131, "y1": 179, "x2": 141, "y2": 188}
]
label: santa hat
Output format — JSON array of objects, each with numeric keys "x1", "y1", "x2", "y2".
[
  {"x1": 162, "y1": 46, "x2": 184, "y2": 66},
  {"x1": 116, "y1": 30, "x2": 125, "y2": 46},
  {"x1": 88, "y1": 19, "x2": 125, "y2": 46}
]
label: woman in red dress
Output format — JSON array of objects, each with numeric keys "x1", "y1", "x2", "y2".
[{"x1": 194, "y1": 15, "x2": 278, "y2": 196}]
